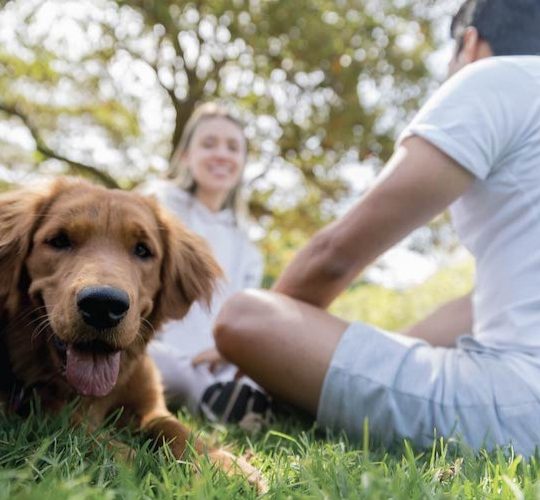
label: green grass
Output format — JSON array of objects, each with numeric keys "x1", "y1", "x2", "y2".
[{"x1": 1, "y1": 404, "x2": 540, "y2": 499}]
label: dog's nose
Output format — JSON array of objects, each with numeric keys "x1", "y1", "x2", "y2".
[{"x1": 77, "y1": 287, "x2": 130, "y2": 330}]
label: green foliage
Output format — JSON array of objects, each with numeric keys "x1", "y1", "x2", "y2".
[
  {"x1": 0, "y1": 0, "x2": 453, "y2": 245},
  {"x1": 331, "y1": 259, "x2": 474, "y2": 331},
  {"x1": 0, "y1": 178, "x2": 13, "y2": 192},
  {"x1": 0, "y1": 50, "x2": 59, "y2": 82},
  {"x1": 0, "y1": 0, "x2": 467, "y2": 281}
]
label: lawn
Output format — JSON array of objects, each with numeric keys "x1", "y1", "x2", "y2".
[{"x1": 1, "y1": 403, "x2": 539, "y2": 499}]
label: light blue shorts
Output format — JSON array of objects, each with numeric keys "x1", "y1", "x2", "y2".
[{"x1": 317, "y1": 322, "x2": 540, "y2": 456}]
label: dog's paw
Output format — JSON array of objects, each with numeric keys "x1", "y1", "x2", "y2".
[{"x1": 208, "y1": 448, "x2": 269, "y2": 494}]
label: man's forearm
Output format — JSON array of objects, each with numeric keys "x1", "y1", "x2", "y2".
[
  {"x1": 273, "y1": 138, "x2": 474, "y2": 310},
  {"x1": 272, "y1": 226, "x2": 357, "y2": 308}
]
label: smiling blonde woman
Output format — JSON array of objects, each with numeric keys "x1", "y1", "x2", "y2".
[{"x1": 139, "y1": 102, "x2": 272, "y2": 424}]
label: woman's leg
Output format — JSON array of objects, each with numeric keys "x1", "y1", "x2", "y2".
[
  {"x1": 148, "y1": 341, "x2": 219, "y2": 413},
  {"x1": 214, "y1": 289, "x2": 349, "y2": 415}
]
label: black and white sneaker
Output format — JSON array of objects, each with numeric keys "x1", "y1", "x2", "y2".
[{"x1": 200, "y1": 381, "x2": 273, "y2": 427}]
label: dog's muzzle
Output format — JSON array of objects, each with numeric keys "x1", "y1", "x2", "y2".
[{"x1": 76, "y1": 286, "x2": 130, "y2": 330}]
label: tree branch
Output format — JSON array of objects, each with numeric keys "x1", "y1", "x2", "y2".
[
  {"x1": 118, "y1": 1, "x2": 207, "y2": 151},
  {"x1": 118, "y1": 42, "x2": 184, "y2": 138},
  {"x1": 0, "y1": 102, "x2": 119, "y2": 188}
]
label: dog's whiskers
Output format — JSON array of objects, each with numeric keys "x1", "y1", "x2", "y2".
[
  {"x1": 141, "y1": 317, "x2": 155, "y2": 336},
  {"x1": 9, "y1": 305, "x2": 49, "y2": 331},
  {"x1": 25, "y1": 312, "x2": 52, "y2": 332},
  {"x1": 136, "y1": 318, "x2": 155, "y2": 346},
  {"x1": 31, "y1": 317, "x2": 52, "y2": 345}
]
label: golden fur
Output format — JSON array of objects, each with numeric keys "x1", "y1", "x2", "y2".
[{"x1": 0, "y1": 177, "x2": 264, "y2": 490}]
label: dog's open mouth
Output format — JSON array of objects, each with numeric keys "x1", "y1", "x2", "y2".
[{"x1": 53, "y1": 337, "x2": 121, "y2": 397}]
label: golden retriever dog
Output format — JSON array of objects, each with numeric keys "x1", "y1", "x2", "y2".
[{"x1": 0, "y1": 177, "x2": 265, "y2": 490}]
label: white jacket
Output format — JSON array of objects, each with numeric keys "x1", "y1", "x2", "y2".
[{"x1": 139, "y1": 179, "x2": 263, "y2": 359}]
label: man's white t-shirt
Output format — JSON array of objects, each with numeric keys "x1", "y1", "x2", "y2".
[{"x1": 400, "y1": 56, "x2": 540, "y2": 351}]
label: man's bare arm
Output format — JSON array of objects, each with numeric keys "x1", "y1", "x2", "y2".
[{"x1": 272, "y1": 136, "x2": 475, "y2": 308}]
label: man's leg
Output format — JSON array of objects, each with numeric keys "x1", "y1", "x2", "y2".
[
  {"x1": 215, "y1": 291, "x2": 540, "y2": 456},
  {"x1": 214, "y1": 289, "x2": 349, "y2": 415}
]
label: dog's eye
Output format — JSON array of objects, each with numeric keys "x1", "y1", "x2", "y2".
[
  {"x1": 134, "y1": 242, "x2": 153, "y2": 260},
  {"x1": 46, "y1": 232, "x2": 72, "y2": 250}
]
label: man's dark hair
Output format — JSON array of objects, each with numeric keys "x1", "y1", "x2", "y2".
[{"x1": 451, "y1": 0, "x2": 540, "y2": 56}]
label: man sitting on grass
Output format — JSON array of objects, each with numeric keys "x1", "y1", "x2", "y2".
[{"x1": 212, "y1": 0, "x2": 540, "y2": 455}]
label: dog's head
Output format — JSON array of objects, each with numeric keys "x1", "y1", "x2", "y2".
[{"x1": 0, "y1": 178, "x2": 222, "y2": 398}]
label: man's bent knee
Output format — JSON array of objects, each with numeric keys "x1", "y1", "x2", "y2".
[{"x1": 214, "y1": 290, "x2": 271, "y2": 361}]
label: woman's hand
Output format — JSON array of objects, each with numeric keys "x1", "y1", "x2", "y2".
[{"x1": 192, "y1": 348, "x2": 244, "y2": 379}]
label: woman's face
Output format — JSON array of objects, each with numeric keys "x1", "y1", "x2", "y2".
[{"x1": 184, "y1": 117, "x2": 247, "y2": 200}]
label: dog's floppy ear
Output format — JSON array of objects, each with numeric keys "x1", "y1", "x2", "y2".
[
  {"x1": 154, "y1": 208, "x2": 223, "y2": 324},
  {"x1": 0, "y1": 184, "x2": 54, "y2": 316}
]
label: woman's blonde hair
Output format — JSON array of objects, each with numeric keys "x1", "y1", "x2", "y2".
[{"x1": 168, "y1": 102, "x2": 249, "y2": 224}]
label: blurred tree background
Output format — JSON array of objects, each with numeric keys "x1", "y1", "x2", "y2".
[{"x1": 0, "y1": 0, "x2": 472, "y2": 322}]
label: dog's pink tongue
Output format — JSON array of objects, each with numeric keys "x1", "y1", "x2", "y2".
[{"x1": 66, "y1": 346, "x2": 120, "y2": 397}]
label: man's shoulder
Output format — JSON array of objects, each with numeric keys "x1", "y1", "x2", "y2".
[
  {"x1": 432, "y1": 56, "x2": 540, "y2": 110},
  {"x1": 455, "y1": 56, "x2": 540, "y2": 88}
]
